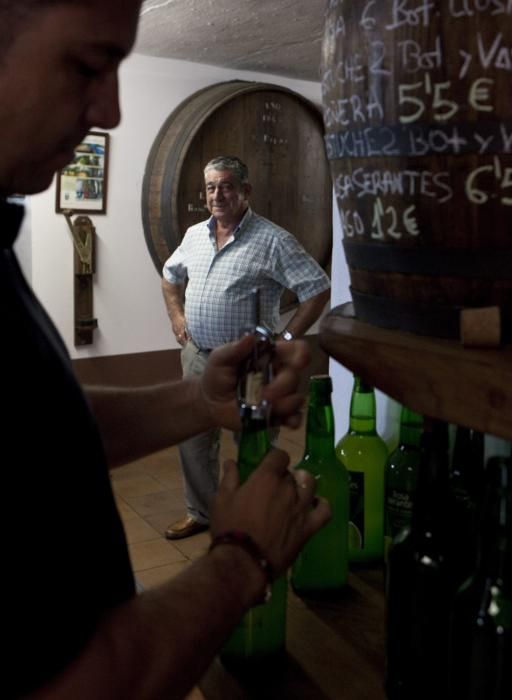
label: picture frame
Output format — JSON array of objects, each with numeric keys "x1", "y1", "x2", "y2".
[{"x1": 55, "y1": 131, "x2": 109, "y2": 214}]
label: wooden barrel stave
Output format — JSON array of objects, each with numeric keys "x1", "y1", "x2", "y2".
[{"x1": 322, "y1": 2, "x2": 512, "y2": 340}]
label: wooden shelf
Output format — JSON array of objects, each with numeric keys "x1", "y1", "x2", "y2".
[{"x1": 320, "y1": 303, "x2": 512, "y2": 440}]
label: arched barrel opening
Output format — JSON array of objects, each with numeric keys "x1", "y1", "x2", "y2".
[{"x1": 142, "y1": 80, "x2": 332, "y2": 312}]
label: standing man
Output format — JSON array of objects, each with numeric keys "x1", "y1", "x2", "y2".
[
  {"x1": 1, "y1": 3, "x2": 330, "y2": 698},
  {"x1": 162, "y1": 156, "x2": 331, "y2": 539}
]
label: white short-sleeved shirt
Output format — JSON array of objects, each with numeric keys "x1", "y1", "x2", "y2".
[{"x1": 163, "y1": 208, "x2": 330, "y2": 349}]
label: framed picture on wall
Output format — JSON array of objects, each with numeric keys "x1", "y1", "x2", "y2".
[{"x1": 55, "y1": 131, "x2": 109, "y2": 214}]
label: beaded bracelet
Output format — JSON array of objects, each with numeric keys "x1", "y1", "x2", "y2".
[{"x1": 208, "y1": 529, "x2": 274, "y2": 604}]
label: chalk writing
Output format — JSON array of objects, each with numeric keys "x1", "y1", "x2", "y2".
[
  {"x1": 324, "y1": 11, "x2": 346, "y2": 41},
  {"x1": 339, "y1": 209, "x2": 365, "y2": 237},
  {"x1": 398, "y1": 36, "x2": 443, "y2": 73},
  {"x1": 465, "y1": 156, "x2": 512, "y2": 204},
  {"x1": 334, "y1": 168, "x2": 453, "y2": 204},
  {"x1": 336, "y1": 54, "x2": 366, "y2": 84},
  {"x1": 477, "y1": 32, "x2": 512, "y2": 71},
  {"x1": 449, "y1": 0, "x2": 512, "y2": 18},
  {"x1": 321, "y1": 0, "x2": 512, "y2": 221},
  {"x1": 260, "y1": 101, "x2": 288, "y2": 146},
  {"x1": 339, "y1": 200, "x2": 420, "y2": 240},
  {"x1": 187, "y1": 203, "x2": 206, "y2": 213},
  {"x1": 360, "y1": 1, "x2": 377, "y2": 30},
  {"x1": 457, "y1": 32, "x2": 512, "y2": 77},
  {"x1": 323, "y1": 88, "x2": 384, "y2": 128},
  {"x1": 262, "y1": 134, "x2": 288, "y2": 145},
  {"x1": 369, "y1": 41, "x2": 392, "y2": 76},
  {"x1": 371, "y1": 198, "x2": 420, "y2": 239},
  {"x1": 323, "y1": 77, "x2": 496, "y2": 130},
  {"x1": 386, "y1": 0, "x2": 436, "y2": 30},
  {"x1": 325, "y1": 122, "x2": 512, "y2": 159},
  {"x1": 397, "y1": 73, "x2": 495, "y2": 123}
]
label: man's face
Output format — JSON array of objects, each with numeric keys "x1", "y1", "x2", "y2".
[
  {"x1": 0, "y1": 0, "x2": 142, "y2": 196},
  {"x1": 205, "y1": 169, "x2": 251, "y2": 225}
]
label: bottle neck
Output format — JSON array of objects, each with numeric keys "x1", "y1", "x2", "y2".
[
  {"x1": 348, "y1": 377, "x2": 377, "y2": 435},
  {"x1": 304, "y1": 400, "x2": 336, "y2": 458},
  {"x1": 238, "y1": 414, "x2": 271, "y2": 483},
  {"x1": 398, "y1": 407, "x2": 423, "y2": 448},
  {"x1": 411, "y1": 421, "x2": 451, "y2": 534},
  {"x1": 450, "y1": 427, "x2": 485, "y2": 498}
]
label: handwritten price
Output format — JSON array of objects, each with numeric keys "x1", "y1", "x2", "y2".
[
  {"x1": 466, "y1": 156, "x2": 512, "y2": 205},
  {"x1": 340, "y1": 200, "x2": 420, "y2": 240}
]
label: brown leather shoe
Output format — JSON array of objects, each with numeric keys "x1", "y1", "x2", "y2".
[{"x1": 165, "y1": 515, "x2": 209, "y2": 540}]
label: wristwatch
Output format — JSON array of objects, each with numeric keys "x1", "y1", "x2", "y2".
[{"x1": 281, "y1": 329, "x2": 295, "y2": 341}]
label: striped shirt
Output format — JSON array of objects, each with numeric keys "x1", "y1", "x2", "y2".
[{"x1": 162, "y1": 208, "x2": 330, "y2": 349}]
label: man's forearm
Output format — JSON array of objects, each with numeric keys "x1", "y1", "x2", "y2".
[
  {"x1": 29, "y1": 546, "x2": 265, "y2": 700},
  {"x1": 282, "y1": 288, "x2": 330, "y2": 338},
  {"x1": 85, "y1": 380, "x2": 215, "y2": 468},
  {"x1": 161, "y1": 279, "x2": 186, "y2": 328}
]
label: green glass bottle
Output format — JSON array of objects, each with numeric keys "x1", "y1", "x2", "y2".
[
  {"x1": 291, "y1": 375, "x2": 349, "y2": 595},
  {"x1": 386, "y1": 421, "x2": 455, "y2": 700},
  {"x1": 220, "y1": 289, "x2": 287, "y2": 666},
  {"x1": 449, "y1": 456, "x2": 512, "y2": 698},
  {"x1": 448, "y1": 426, "x2": 485, "y2": 588},
  {"x1": 335, "y1": 375, "x2": 388, "y2": 562},
  {"x1": 220, "y1": 414, "x2": 288, "y2": 666},
  {"x1": 384, "y1": 406, "x2": 423, "y2": 558}
]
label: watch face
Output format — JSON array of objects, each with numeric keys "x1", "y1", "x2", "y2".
[{"x1": 282, "y1": 330, "x2": 294, "y2": 341}]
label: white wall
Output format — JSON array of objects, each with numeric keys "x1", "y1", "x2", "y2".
[
  {"x1": 328, "y1": 197, "x2": 400, "y2": 449},
  {"x1": 28, "y1": 54, "x2": 323, "y2": 359}
]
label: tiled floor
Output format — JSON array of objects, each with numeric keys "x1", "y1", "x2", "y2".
[
  {"x1": 111, "y1": 424, "x2": 306, "y2": 590},
  {"x1": 111, "y1": 424, "x2": 306, "y2": 699}
]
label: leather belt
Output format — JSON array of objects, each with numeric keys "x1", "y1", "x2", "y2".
[{"x1": 189, "y1": 338, "x2": 212, "y2": 354}]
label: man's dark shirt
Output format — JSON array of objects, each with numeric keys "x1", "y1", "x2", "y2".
[{"x1": 1, "y1": 201, "x2": 135, "y2": 697}]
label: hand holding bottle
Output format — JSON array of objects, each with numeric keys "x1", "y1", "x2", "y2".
[
  {"x1": 210, "y1": 448, "x2": 331, "y2": 579},
  {"x1": 200, "y1": 334, "x2": 311, "y2": 432}
]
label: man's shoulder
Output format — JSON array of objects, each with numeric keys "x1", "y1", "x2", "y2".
[
  {"x1": 181, "y1": 217, "x2": 212, "y2": 246},
  {"x1": 247, "y1": 211, "x2": 291, "y2": 238},
  {"x1": 185, "y1": 217, "x2": 211, "y2": 235}
]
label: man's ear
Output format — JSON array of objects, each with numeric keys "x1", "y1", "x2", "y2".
[{"x1": 243, "y1": 183, "x2": 252, "y2": 200}]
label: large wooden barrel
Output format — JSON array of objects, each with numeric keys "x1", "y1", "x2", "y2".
[
  {"x1": 321, "y1": 2, "x2": 512, "y2": 341},
  {"x1": 142, "y1": 80, "x2": 332, "y2": 311}
]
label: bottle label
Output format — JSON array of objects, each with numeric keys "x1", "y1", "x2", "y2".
[
  {"x1": 385, "y1": 489, "x2": 414, "y2": 539},
  {"x1": 349, "y1": 471, "x2": 365, "y2": 549}
]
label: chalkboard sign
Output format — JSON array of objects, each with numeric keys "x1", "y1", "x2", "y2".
[{"x1": 321, "y1": 0, "x2": 512, "y2": 340}]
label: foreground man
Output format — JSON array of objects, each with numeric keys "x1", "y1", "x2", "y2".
[
  {"x1": 163, "y1": 155, "x2": 330, "y2": 539},
  {"x1": 1, "y1": 2, "x2": 329, "y2": 698}
]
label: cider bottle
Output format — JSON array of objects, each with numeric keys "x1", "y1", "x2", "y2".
[
  {"x1": 384, "y1": 406, "x2": 423, "y2": 558},
  {"x1": 291, "y1": 375, "x2": 349, "y2": 595},
  {"x1": 386, "y1": 420, "x2": 454, "y2": 699},
  {"x1": 449, "y1": 456, "x2": 512, "y2": 698},
  {"x1": 336, "y1": 375, "x2": 388, "y2": 562},
  {"x1": 448, "y1": 426, "x2": 485, "y2": 587},
  {"x1": 220, "y1": 411, "x2": 288, "y2": 665},
  {"x1": 220, "y1": 290, "x2": 287, "y2": 665}
]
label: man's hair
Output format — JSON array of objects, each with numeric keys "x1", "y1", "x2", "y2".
[{"x1": 204, "y1": 156, "x2": 249, "y2": 185}]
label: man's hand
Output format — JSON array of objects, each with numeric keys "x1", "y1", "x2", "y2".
[
  {"x1": 172, "y1": 318, "x2": 189, "y2": 347},
  {"x1": 211, "y1": 449, "x2": 331, "y2": 577},
  {"x1": 161, "y1": 279, "x2": 188, "y2": 346},
  {"x1": 200, "y1": 335, "x2": 311, "y2": 431}
]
